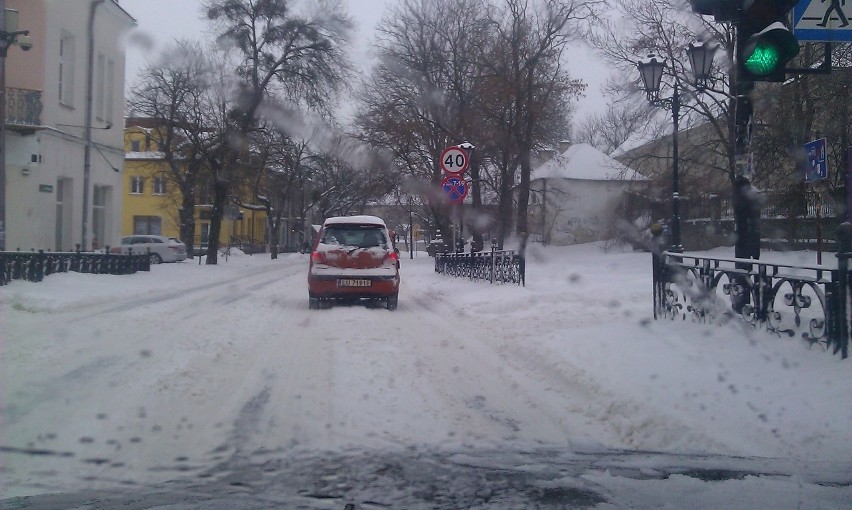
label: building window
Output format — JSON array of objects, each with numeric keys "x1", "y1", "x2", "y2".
[
  {"x1": 153, "y1": 176, "x2": 167, "y2": 195},
  {"x1": 130, "y1": 139, "x2": 141, "y2": 152},
  {"x1": 92, "y1": 186, "x2": 109, "y2": 249},
  {"x1": 95, "y1": 53, "x2": 105, "y2": 120},
  {"x1": 106, "y1": 58, "x2": 115, "y2": 122},
  {"x1": 130, "y1": 176, "x2": 144, "y2": 194},
  {"x1": 59, "y1": 31, "x2": 76, "y2": 106},
  {"x1": 134, "y1": 216, "x2": 161, "y2": 235}
]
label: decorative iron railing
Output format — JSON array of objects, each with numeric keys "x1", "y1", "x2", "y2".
[
  {"x1": 435, "y1": 250, "x2": 525, "y2": 286},
  {"x1": 0, "y1": 249, "x2": 150, "y2": 286},
  {"x1": 5, "y1": 88, "x2": 42, "y2": 127},
  {"x1": 652, "y1": 250, "x2": 848, "y2": 358}
]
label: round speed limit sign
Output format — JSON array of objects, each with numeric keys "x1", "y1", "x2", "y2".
[{"x1": 440, "y1": 146, "x2": 469, "y2": 175}]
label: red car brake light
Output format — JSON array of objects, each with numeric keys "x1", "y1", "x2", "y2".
[{"x1": 311, "y1": 251, "x2": 325, "y2": 264}]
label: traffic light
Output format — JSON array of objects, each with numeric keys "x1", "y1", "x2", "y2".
[{"x1": 737, "y1": 0, "x2": 799, "y2": 83}]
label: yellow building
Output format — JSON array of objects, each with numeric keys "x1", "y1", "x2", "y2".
[{"x1": 122, "y1": 120, "x2": 267, "y2": 253}]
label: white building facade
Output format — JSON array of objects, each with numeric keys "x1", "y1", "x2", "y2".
[
  {"x1": 4, "y1": 0, "x2": 134, "y2": 251},
  {"x1": 530, "y1": 143, "x2": 649, "y2": 245}
]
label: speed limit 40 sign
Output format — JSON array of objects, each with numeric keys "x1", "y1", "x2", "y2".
[{"x1": 440, "y1": 146, "x2": 469, "y2": 175}]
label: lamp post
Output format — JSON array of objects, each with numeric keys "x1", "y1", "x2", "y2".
[
  {"x1": 408, "y1": 196, "x2": 414, "y2": 260},
  {"x1": 637, "y1": 42, "x2": 717, "y2": 253},
  {"x1": 0, "y1": 2, "x2": 32, "y2": 251}
]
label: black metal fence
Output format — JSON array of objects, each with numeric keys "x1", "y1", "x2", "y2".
[
  {"x1": 1, "y1": 249, "x2": 150, "y2": 286},
  {"x1": 435, "y1": 250, "x2": 525, "y2": 286},
  {"x1": 652, "y1": 249, "x2": 848, "y2": 359}
]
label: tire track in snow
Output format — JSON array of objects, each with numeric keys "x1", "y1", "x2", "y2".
[
  {"x1": 70, "y1": 260, "x2": 305, "y2": 320},
  {"x1": 378, "y1": 293, "x2": 577, "y2": 447},
  {"x1": 400, "y1": 291, "x2": 707, "y2": 452}
]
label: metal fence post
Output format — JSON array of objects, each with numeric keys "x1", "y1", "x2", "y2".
[
  {"x1": 34, "y1": 250, "x2": 46, "y2": 282},
  {"x1": 835, "y1": 222, "x2": 851, "y2": 358},
  {"x1": 12, "y1": 249, "x2": 23, "y2": 280},
  {"x1": 490, "y1": 245, "x2": 495, "y2": 284},
  {"x1": 756, "y1": 263, "x2": 769, "y2": 323}
]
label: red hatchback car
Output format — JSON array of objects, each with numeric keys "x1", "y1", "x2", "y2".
[{"x1": 308, "y1": 215, "x2": 400, "y2": 310}]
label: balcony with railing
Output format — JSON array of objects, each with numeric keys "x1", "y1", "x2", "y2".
[{"x1": 4, "y1": 87, "x2": 42, "y2": 129}]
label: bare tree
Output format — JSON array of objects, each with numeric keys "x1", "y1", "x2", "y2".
[
  {"x1": 357, "y1": 0, "x2": 495, "y2": 245},
  {"x1": 589, "y1": 0, "x2": 763, "y2": 252},
  {"x1": 203, "y1": 0, "x2": 354, "y2": 264},
  {"x1": 307, "y1": 140, "x2": 397, "y2": 219},
  {"x1": 481, "y1": 0, "x2": 593, "y2": 245},
  {"x1": 358, "y1": 0, "x2": 594, "y2": 248},
  {"x1": 246, "y1": 127, "x2": 313, "y2": 258},
  {"x1": 573, "y1": 99, "x2": 667, "y2": 155},
  {"x1": 128, "y1": 40, "x2": 218, "y2": 258}
]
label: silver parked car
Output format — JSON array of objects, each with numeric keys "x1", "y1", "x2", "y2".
[{"x1": 111, "y1": 235, "x2": 187, "y2": 264}]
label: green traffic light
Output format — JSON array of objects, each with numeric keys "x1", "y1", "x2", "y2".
[{"x1": 744, "y1": 40, "x2": 781, "y2": 75}]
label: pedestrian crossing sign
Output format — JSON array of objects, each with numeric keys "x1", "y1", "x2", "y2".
[
  {"x1": 794, "y1": 0, "x2": 852, "y2": 42},
  {"x1": 804, "y1": 138, "x2": 828, "y2": 183}
]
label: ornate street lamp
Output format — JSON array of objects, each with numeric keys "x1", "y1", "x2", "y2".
[
  {"x1": 637, "y1": 43, "x2": 716, "y2": 253},
  {"x1": 637, "y1": 53, "x2": 666, "y2": 103},
  {"x1": 687, "y1": 40, "x2": 719, "y2": 89}
]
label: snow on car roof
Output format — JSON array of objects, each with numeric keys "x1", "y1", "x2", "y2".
[{"x1": 323, "y1": 215, "x2": 386, "y2": 227}]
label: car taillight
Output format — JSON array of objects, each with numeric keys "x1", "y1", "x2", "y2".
[
  {"x1": 384, "y1": 251, "x2": 398, "y2": 265},
  {"x1": 311, "y1": 251, "x2": 325, "y2": 264}
]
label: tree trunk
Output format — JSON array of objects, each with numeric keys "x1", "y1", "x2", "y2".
[
  {"x1": 515, "y1": 144, "x2": 531, "y2": 235},
  {"x1": 269, "y1": 223, "x2": 280, "y2": 259},
  {"x1": 205, "y1": 179, "x2": 229, "y2": 265},
  {"x1": 469, "y1": 148, "x2": 484, "y2": 252},
  {"x1": 496, "y1": 169, "x2": 513, "y2": 250},
  {"x1": 179, "y1": 195, "x2": 196, "y2": 259},
  {"x1": 267, "y1": 210, "x2": 284, "y2": 260}
]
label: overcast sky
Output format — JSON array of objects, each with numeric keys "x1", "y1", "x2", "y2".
[{"x1": 118, "y1": 0, "x2": 607, "y2": 122}]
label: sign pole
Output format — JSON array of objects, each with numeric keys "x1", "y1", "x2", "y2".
[
  {"x1": 846, "y1": 147, "x2": 852, "y2": 222},
  {"x1": 816, "y1": 188, "x2": 822, "y2": 264}
]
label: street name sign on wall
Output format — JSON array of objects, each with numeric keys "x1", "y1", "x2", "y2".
[
  {"x1": 804, "y1": 138, "x2": 828, "y2": 182},
  {"x1": 793, "y1": 0, "x2": 852, "y2": 42}
]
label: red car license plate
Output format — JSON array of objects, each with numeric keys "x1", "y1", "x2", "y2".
[{"x1": 338, "y1": 278, "x2": 371, "y2": 287}]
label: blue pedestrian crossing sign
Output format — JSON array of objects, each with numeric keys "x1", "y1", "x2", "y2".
[
  {"x1": 804, "y1": 138, "x2": 828, "y2": 183},
  {"x1": 794, "y1": 0, "x2": 852, "y2": 42}
]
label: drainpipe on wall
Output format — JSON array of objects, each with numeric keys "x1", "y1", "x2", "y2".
[{"x1": 81, "y1": 0, "x2": 104, "y2": 251}]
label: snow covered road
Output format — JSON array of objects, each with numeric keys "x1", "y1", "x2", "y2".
[{"x1": 2, "y1": 245, "x2": 850, "y2": 507}]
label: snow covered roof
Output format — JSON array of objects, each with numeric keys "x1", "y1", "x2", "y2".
[{"x1": 532, "y1": 143, "x2": 647, "y2": 182}]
